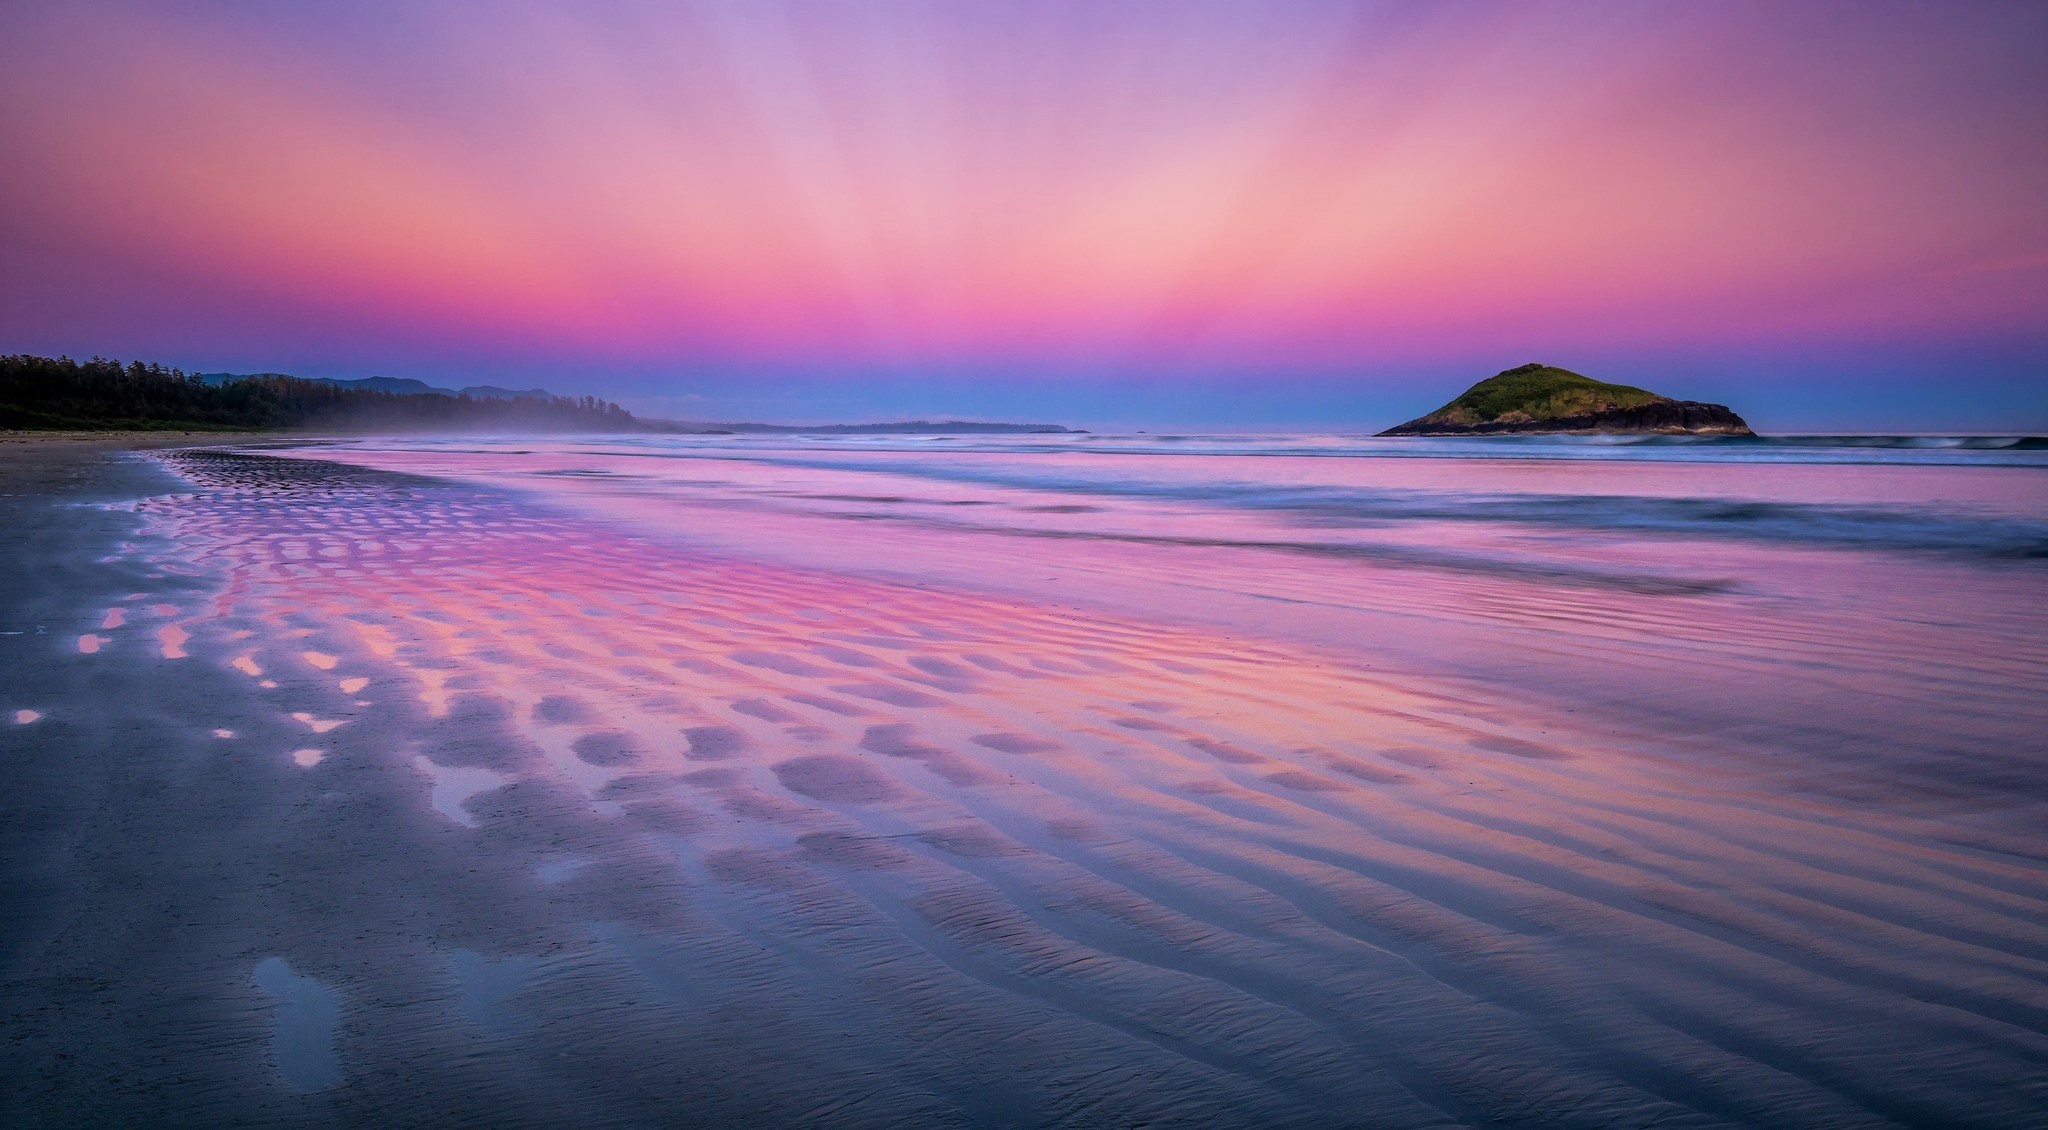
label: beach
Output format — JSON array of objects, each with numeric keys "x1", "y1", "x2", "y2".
[{"x1": 3, "y1": 434, "x2": 2044, "y2": 1126}]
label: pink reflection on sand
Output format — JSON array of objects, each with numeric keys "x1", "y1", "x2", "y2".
[
  {"x1": 121, "y1": 447, "x2": 2048, "y2": 1121},
  {"x1": 138, "y1": 450, "x2": 1641, "y2": 860},
  {"x1": 306, "y1": 440, "x2": 2048, "y2": 782},
  {"x1": 158, "y1": 624, "x2": 189, "y2": 659}
]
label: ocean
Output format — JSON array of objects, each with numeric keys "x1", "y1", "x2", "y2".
[{"x1": 281, "y1": 430, "x2": 2048, "y2": 785}]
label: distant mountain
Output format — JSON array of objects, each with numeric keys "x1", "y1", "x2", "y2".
[
  {"x1": 196, "y1": 373, "x2": 552, "y2": 400},
  {"x1": 195, "y1": 371, "x2": 296, "y2": 385},
  {"x1": 134, "y1": 370, "x2": 1073, "y2": 431},
  {"x1": 1380, "y1": 363, "x2": 1753, "y2": 436},
  {"x1": 651, "y1": 419, "x2": 1078, "y2": 435},
  {"x1": 458, "y1": 384, "x2": 553, "y2": 400}
]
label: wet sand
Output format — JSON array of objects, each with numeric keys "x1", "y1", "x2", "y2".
[{"x1": 2, "y1": 441, "x2": 2044, "y2": 1126}]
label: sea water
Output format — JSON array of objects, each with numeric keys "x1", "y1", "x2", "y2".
[
  {"x1": 287, "y1": 430, "x2": 2048, "y2": 783},
  {"x1": 144, "y1": 430, "x2": 2044, "y2": 1124}
]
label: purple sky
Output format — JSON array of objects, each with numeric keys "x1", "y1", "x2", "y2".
[{"x1": 3, "y1": 1, "x2": 2043, "y2": 429}]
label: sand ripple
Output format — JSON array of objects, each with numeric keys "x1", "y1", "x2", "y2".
[{"x1": 105, "y1": 448, "x2": 2048, "y2": 1126}]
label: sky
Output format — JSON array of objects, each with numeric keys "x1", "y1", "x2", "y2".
[{"x1": 2, "y1": 0, "x2": 2044, "y2": 430}]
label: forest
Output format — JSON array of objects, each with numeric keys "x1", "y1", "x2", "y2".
[{"x1": 0, "y1": 355, "x2": 640, "y2": 431}]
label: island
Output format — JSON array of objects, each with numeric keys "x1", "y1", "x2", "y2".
[{"x1": 1379, "y1": 363, "x2": 1753, "y2": 436}]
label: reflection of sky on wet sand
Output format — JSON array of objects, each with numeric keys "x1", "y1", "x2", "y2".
[
  {"x1": 251, "y1": 957, "x2": 341, "y2": 1093},
  {"x1": 120, "y1": 446, "x2": 2048, "y2": 1124},
  {"x1": 299, "y1": 437, "x2": 2048, "y2": 787}
]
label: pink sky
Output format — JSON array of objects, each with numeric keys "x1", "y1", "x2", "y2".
[{"x1": 2, "y1": 1, "x2": 2043, "y2": 427}]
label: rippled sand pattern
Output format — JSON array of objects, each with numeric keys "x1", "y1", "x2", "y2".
[{"x1": 130, "y1": 450, "x2": 2045, "y2": 1126}]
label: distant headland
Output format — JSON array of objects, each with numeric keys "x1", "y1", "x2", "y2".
[
  {"x1": 1380, "y1": 363, "x2": 1753, "y2": 436},
  {"x1": 194, "y1": 372, "x2": 556, "y2": 402},
  {"x1": 0, "y1": 355, "x2": 1075, "y2": 435},
  {"x1": 657, "y1": 420, "x2": 1077, "y2": 435},
  {"x1": 1, "y1": 355, "x2": 635, "y2": 432}
]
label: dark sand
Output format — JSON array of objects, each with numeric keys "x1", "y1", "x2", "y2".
[{"x1": 3, "y1": 440, "x2": 2044, "y2": 1127}]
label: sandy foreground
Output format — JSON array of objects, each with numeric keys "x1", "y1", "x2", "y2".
[{"x1": 1, "y1": 439, "x2": 2043, "y2": 1127}]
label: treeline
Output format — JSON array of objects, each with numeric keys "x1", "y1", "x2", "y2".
[{"x1": 0, "y1": 354, "x2": 639, "y2": 432}]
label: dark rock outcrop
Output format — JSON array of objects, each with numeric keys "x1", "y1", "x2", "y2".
[{"x1": 1379, "y1": 363, "x2": 1754, "y2": 436}]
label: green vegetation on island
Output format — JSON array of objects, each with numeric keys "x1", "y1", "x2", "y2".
[
  {"x1": 1413, "y1": 364, "x2": 1666, "y2": 424},
  {"x1": 1380, "y1": 363, "x2": 1753, "y2": 436},
  {"x1": 2, "y1": 354, "x2": 638, "y2": 432}
]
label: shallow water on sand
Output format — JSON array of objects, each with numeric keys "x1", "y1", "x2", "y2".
[
  {"x1": 290, "y1": 435, "x2": 2048, "y2": 794},
  {"x1": 67, "y1": 440, "x2": 2048, "y2": 1123}
]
